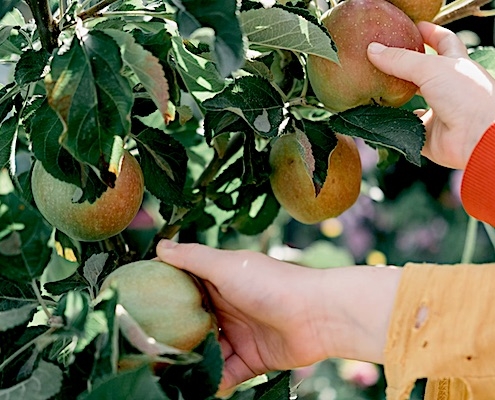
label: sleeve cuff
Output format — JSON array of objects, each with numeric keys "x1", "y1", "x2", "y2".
[
  {"x1": 460, "y1": 123, "x2": 495, "y2": 226},
  {"x1": 384, "y1": 262, "x2": 495, "y2": 400}
]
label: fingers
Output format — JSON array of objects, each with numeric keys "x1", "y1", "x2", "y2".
[
  {"x1": 367, "y1": 42, "x2": 435, "y2": 86},
  {"x1": 367, "y1": 23, "x2": 468, "y2": 87},
  {"x1": 417, "y1": 21, "x2": 468, "y2": 58},
  {"x1": 220, "y1": 353, "x2": 258, "y2": 392},
  {"x1": 156, "y1": 240, "x2": 228, "y2": 282}
]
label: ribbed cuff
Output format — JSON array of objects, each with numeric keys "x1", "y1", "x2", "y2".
[{"x1": 460, "y1": 124, "x2": 495, "y2": 226}]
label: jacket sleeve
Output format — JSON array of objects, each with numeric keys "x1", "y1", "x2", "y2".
[
  {"x1": 460, "y1": 123, "x2": 495, "y2": 226},
  {"x1": 383, "y1": 262, "x2": 495, "y2": 400}
]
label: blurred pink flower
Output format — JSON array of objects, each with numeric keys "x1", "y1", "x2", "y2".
[{"x1": 338, "y1": 360, "x2": 380, "y2": 388}]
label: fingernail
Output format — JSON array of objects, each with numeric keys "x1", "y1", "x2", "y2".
[
  {"x1": 158, "y1": 239, "x2": 178, "y2": 249},
  {"x1": 368, "y1": 42, "x2": 386, "y2": 54}
]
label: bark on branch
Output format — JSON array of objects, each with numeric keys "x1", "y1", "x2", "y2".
[
  {"x1": 433, "y1": 0, "x2": 493, "y2": 26},
  {"x1": 26, "y1": 0, "x2": 60, "y2": 53}
]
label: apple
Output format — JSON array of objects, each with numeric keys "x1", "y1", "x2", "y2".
[
  {"x1": 269, "y1": 132, "x2": 362, "y2": 224},
  {"x1": 31, "y1": 151, "x2": 144, "y2": 242},
  {"x1": 307, "y1": 0, "x2": 425, "y2": 112},
  {"x1": 386, "y1": 0, "x2": 444, "y2": 22},
  {"x1": 100, "y1": 260, "x2": 216, "y2": 352}
]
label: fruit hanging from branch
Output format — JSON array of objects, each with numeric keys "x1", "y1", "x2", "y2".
[
  {"x1": 31, "y1": 151, "x2": 145, "y2": 242},
  {"x1": 307, "y1": 0, "x2": 425, "y2": 112},
  {"x1": 386, "y1": 0, "x2": 445, "y2": 23},
  {"x1": 269, "y1": 132, "x2": 362, "y2": 225},
  {"x1": 99, "y1": 260, "x2": 217, "y2": 354}
]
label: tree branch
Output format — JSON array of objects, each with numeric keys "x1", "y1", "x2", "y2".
[
  {"x1": 26, "y1": 0, "x2": 60, "y2": 53},
  {"x1": 77, "y1": 0, "x2": 118, "y2": 21},
  {"x1": 143, "y1": 132, "x2": 245, "y2": 258},
  {"x1": 433, "y1": 0, "x2": 492, "y2": 26}
]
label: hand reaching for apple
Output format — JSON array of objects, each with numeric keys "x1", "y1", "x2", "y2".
[
  {"x1": 367, "y1": 21, "x2": 495, "y2": 170},
  {"x1": 156, "y1": 239, "x2": 402, "y2": 394}
]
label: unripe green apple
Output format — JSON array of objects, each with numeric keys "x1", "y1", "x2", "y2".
[
  {"x1": 31, "y1": 151, "x2": 144, "y2": 242},
  {"x1": 386, "y1": 0, "x2": 444, "y2": 22},
  {"x1": 100, "y1": 260, "x2": 216, "y2": 352},
  {"x1": 307, "y1": 0, "x2": 425, "y2": 112},
  {"x1": 269, "y1": 133, "x2": 362, "y2": 224}
]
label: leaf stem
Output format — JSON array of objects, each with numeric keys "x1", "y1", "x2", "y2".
[
  {"x1": 31, "y1": 279, "x2": 52, "y2": 319},
  {"x1": 433, "y1": 0, "x2": 492, "y2": 25}
]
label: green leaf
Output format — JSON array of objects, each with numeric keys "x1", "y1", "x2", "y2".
[
  {"x1": 240, "y1": 8, "x2": 338, "y2": 63},
  {"x1": 229, "y1": 188, "x2": 280, "y2": 236},
  {"x1": 0, "y1": 192, "x2": 52, "y2": 282},
  {"x1": 0, "y1": 360, "x2": 63, "y2": 400},
  {"x1": 30, "y1": 100, "x2": 108, "y2": 203},
  {"x1": 103, "y1": 29, "x2": 171, "y2": 124},
  {"x1": 170, "y1": 36, "x2": 226, "y2": 102},
  {"x1": 74, "y1": 310, "x2": 108, "y2": 353},
  {"x1": 170, "y1": 0, "x2": 244, "y2": 77},
  {"x1": 83, "y1": 252, "x2": 108, "y2": 297},
  {"x1": 78, "y1": 365, "x2": 169, "y2": 400},
  {"x1": 253, "y1": 371, "x2": 291, "y2": 400},
  {"x1": 0, "y1": 18, "x2": 28, "y2": 59},
  {"x1": 303, "y1": 119, "x2": 338, "y2": 194},
  {"x1": 161, "y1": 332, "x2": 223, "y2": 399},
  {"x1": 45, "y1": 30, "x2": 133, "y2": 173},
  {"x1": 0, "y1": 0, "x2": 22, "y2": 20},
  {"x1": 0, "y1": 302, "x2": 37, "y2": 331},
  {"x1": 203, "y1": 76, "x2": 285, "y2": 138},
  {"x1": 469, "y1": 47, "x2": 495, "y2": 79},
  {"x1": 88, "y1": 287, "x2": 118, "y2": 380},
  {"x1": 132, "y1": 28, "x2": 180, "y2": 103},
  {"x1": 0, "y1": 115, "x2": 16, "y2": 171},
  {"x1": 0, "y1": 277, "x2": 36, "y2": 310},
  {"x1": 328, "y1": 105, "x2": 425, "y2": 166},
  {"x1": 134, "y1": 127, "x2": 189, "y2": 207},
  {"x1": 43, "y1": 270, "x2": 89, "y2": 295},
  {"x1": 14, "y1": 49, "x2": 50, "y2": 86},
  {"x1": 203, "y1": 111, "x2": 244, "y2": 144},
  {"x1": 57, "y1": 291, "x2": 90, "y2": 337}
]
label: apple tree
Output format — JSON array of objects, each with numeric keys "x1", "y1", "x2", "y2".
[{"x1": 0, "y1": 0, "x2": 493, "y2": 398}]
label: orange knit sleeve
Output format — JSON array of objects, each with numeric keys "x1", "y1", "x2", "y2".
[{"x1": 460, "y1": 124, "x2": 495, "y2": 226}]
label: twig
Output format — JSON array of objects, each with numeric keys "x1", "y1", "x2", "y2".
[
  {"x1": 143, "y1": 132, "x2": 245, "y2": 258},
  {"x1": 77, "y1": 0, "x2": 119, "y2": 21},
  {"x1": 25, "y1": 0, "x2": 60, "y2": 53},
  {"x1": 433, "y1": 0, "x2": 492, "y2": 26}
]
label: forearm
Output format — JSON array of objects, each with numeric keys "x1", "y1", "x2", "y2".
[{"x1": 313, "y1": 265, "x2": 403, "y2": 364}]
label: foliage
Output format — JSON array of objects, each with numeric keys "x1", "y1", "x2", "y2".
[{"x1": 0, "y1": 0, "x2": 493, "y2": 398}]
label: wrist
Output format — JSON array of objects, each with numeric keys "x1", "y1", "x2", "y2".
[{"x1": 316, "y1": 266, "x2": 403, "y2": 364}]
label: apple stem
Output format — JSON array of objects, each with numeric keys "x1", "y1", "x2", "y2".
[{"x1": 433, "y1": 0, "x2": 492, "y2": 25}]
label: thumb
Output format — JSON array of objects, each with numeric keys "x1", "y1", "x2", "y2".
[{"x1": 367, "y1": 42, "x2": 431, "y2": 87}]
